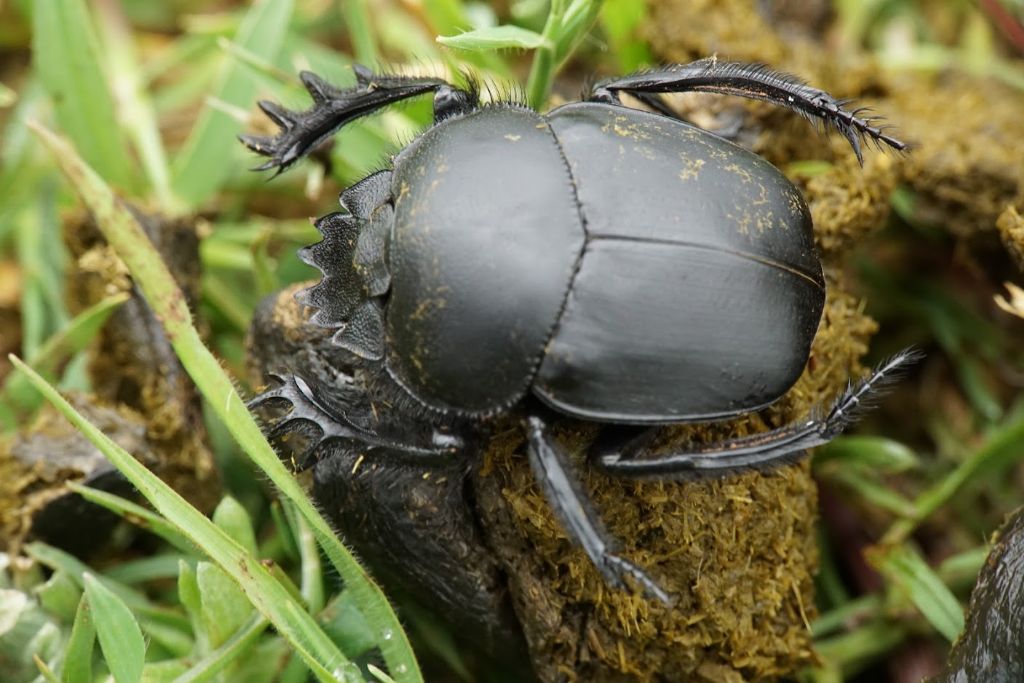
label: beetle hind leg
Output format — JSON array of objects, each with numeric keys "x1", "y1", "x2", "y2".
[
  {"x1": 526, "y1": 414, "x2": 672, "y2": 605},
  {"x1": 589, "y1": 58, "x2": 907, "y2": 164},
  {"x1": 595, "y1": 349, "x2": 921, "y2": 478}
]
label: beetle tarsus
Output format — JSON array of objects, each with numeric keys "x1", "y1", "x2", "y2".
[
  {"x1": 526, "y1": 415, "x2": 673, "y2": 605},
  {"x1": 590, "y1": 58, "x2": 907, "y2": 164},
  {"x1": 819, "y1": 347, "x2": 924, "y2": 438},
  {"x1": 595, "y1": 348, "x2": 922, "y2": 478}
]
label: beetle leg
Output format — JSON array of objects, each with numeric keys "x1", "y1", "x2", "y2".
[
  {"x1": 594, "y1": 349, "x2": 922, "y2": 478},
  {"x1": 526, "y1": 414, "x2": 673, "y2": 605},
  {"x1": 589, "y1": 58, "x2": 907, "y2": 164},
  {"x1": 240, "y1": 65, "x2": 476, "y2": 173},
  {"x1": 249, "y1": 373, "x2": 464, "y2": 470}
]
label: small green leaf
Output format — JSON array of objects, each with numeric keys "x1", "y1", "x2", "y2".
[
  {"x1": 197, "y1": 562, "x2": 253, "y2": 649},
  {"x1": 177, "y1": 560, "x2": 202, "y2": 635},
  {"x1": 141, "y1": 620, "x2": 193, "y2": 658},
  {"x1": 876, "y1": 546, "x2": 964, "y2": 641},
  {"x1": 212, "y1": 497, "x2": 258, "y2": 555},
  {"x1": 319, "y1": 590, "x2": 376, "y2": 659},
  {"x1": 26, "y1": 543, "x2": 170, "y2": 624},
  {"x1": 437, "y1": 24, "x2": 550, "y2": 51},
  {"x1": 83, "y1": 573, "x2": 146, "y2": 683},
  {"x1": 36, "y1": 570, "x2": 82, "y2": 623}
]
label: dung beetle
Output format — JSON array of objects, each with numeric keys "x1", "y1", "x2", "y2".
[{"x1": 242, "y1": 59, "x2": 914, "y2": 603}]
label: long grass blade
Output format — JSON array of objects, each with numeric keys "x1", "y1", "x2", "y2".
[
  {"x1": 13, "y1": 355, "x2": 353, "y2": 683},
  {"x1": 32, "y1": 0, "x2": 133, "y2": 188},
  {"x1": 30, "y1": 121, "x2": 422, "y2": 680},
  {"x1": 172, "y1": 0, "x2": 294, "y2": 206}
]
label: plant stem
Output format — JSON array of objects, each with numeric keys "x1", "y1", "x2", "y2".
[{"x1": 526, "y1": 0, "x2": 568, "y2": 109}]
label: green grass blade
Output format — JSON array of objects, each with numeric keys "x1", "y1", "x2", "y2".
[
  {"x1": 34, "y1": 658, "x2": 61, "y2": 683},
  {"x1": 875, "y1": 545, "x2": 964, "y2": 641},
  {"x1": 283, "y1": 501, "x2": 324, "y2": 613},
  {"x1": 599, "y1": 0, "x2": 651, "y2": 71},
  {"x1": 883, "y1": 410, "x2": 1024, "y2": 544},
  {"x1": 553, "y1": 0, "x2": 604, "y2": 64},
  {"x1": 15, "y1": 182, "x2": 67, "y2": 357},
  {"x1": 216, "y1": 36, "x2": 295, "y2": 86},
  {"x1": 340, "y1": 0, "x2": 378, "y2": 66},
  {"x1": 0, "y1": 293, "x2": 128, "y2": 428},
  {"x1": 31, "y1": 121, "x2": 423, "y2": 681},
  {"x1": 813, "y1": 621, "x2": 908, "y2": 679},
  {"x1": 92, "y1": 0, "x2": 179, "y2": 213},
  {"x1": 171, "y1": 0, "x2": 294, "y2": 207},
  {"x1": 67, "y1": 483, "x2": 195, "y2": 554},
  {"x1": 13, "y1": 355, "x2": 353, "y2": 683},
  {"x1": 32, "y1": 0, "x2": 133, "y2": 188},
  {"x1": 826, "y1": 469, "x2": 919, "y2": 518},
  {"x1": 62, "y1": 596, "x2": 95, "y2": 683},
  {"x1": 103, "y1": 554, "x2": 189, "y2": 585},
  {"x1": 197, "y1": 561, "x2": 254, "y2": 649},
  {"x1": 171, "y1": 615, "x2": 269, "y2": 683},
  {"x1": 83, "y1": 573, "x2": 146, "y2": 683}
]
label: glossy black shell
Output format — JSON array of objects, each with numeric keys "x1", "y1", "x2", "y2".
[{"x1": 386, "y1": 102, "x2": 826, "y2": 422}]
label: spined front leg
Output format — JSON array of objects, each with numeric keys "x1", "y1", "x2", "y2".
[
  {"x1": 249, "y1": 372, "x2": 464, "y2": 471},
  {"x1": 241, "y1": 65, "x2": 476, "y2": 173},
  {"x1": 251, "y1": 373, "x2": 531, "y2": 663}
]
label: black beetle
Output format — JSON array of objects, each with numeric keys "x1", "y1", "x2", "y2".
[{"x1": 242, "y1": 59, "x2": 914, "y2": 603}]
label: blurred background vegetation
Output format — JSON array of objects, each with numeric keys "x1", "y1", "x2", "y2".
[{"x1": 1, "y1": 0, "x2": 1023, "y2": 682}]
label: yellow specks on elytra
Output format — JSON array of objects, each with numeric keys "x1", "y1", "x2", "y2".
[
  {"x1": 396, "y1": 181, "x2": 411, "y2": 203},
  {"x1": 679, "y1": 157, "x2": 706, "y2": 182},
  {"x1": 724, "y1": 162, "x2": 755, "y2": 184},
  {"x1": 600, "y1": 115, "x2": 653, "y2": 142}
]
